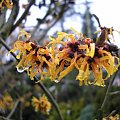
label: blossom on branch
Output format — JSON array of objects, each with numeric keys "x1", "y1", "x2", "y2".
[{"x1": 10, "y1": 27, "x2": 120, "y2": 86}]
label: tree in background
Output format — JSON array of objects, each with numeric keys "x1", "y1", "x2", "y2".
[{"x1": 81, "y1": 0, "x2": 97, "y2": 40}]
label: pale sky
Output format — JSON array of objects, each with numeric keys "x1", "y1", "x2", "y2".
[
  {"x1": 91, "y1": 0, "x2": 120, "y2": 28},
  {"x1": 19, "y1": 0, "x2": 120, "y2": 45},
  {"x1": 89, "y1": 0, "x2": 120, "y2": 45}
]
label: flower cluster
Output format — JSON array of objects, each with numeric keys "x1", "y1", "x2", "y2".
[
  {"x1": 10, "y1": 28, "x2": 120, "y2": 86},
  {"x1": 0, "y1": 0, "x2": 13, "y2": 9},
  {"x1": 32, "y1": 95, "x2": 51, "y2": 114},
  {"x1": 0, "y1": 93, "x2": 14, "y2": 112}
]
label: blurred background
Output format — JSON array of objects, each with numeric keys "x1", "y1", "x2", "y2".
[{"x1": 0, "y1": 0, "x2": 120, "y2": 120}]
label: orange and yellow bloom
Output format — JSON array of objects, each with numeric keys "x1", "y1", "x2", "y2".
[
  {"x1": 32, "y1": 95, "x2": 51, "y2": 114},
  {"x1": 0, "y1": 93, "x2": 14, "y2": 112},
  {"x1": 0, "y1": 0, "x2": 13, "y2": 9},
  {"x1": 10, "y1": 28, "x2": 120, "y2": 86}
]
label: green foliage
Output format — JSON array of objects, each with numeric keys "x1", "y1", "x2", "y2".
[
  {"x1": 79, "y1": 104, "x2": 94, "y2": 120},
  {"x1": 48, "y1": 98, "x2": 85, "y2": 120}
]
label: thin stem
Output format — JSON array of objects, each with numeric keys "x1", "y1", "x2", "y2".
[
  {"x1": 7, "y1": 100, "x2": 20, "y2": 119},
  {"x1": 0, "y1": 37, "x2": 17, "y2": 60},
  {"x1": 0, "y1": 0, "x2": 19, "y2": 39},
  {"x1": 34, "y1": 77, "x2": 64, "y2": 120},
  {"x1": 101, "y1": 71, "x2": 118, "y2": 109},
  {"x1": 20, "y1": 105, "x2": 23, "y2": 120},
  {"x1": 10, "y1": 0, "x2": 35, "y2": 34},
  {"x1": 106, "y1": 110, "x2": 116, "y2": 119},
  {"x1": 109, "y1": 91, "x2": 120, "y2": 96},
  {"x1": 0, "y1": 116, "x2": 13, "y2": 120},
  {"x1": 0, "y1": 37, "x2": 64, "y2": 120},
  {"x1": 38, "y1": 4, "x2": 69, "y2": 42},
  {"x1": 31, "y1": 2, "x2": 53, "y2": 37}
]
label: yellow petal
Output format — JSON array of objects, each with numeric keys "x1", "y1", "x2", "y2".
[
  {"x1": 58, "y1": 53, "x2": 77, "y2": 80},
  {"x1": 86, "y1": 43, "x2": 95, "y2": 57},
  {"x1": 75, "y1": 57, "x2": 90, "y2": 85},
  {"x1": 3, "y1": 0, "x2": 13, "y2": 9},
  {"x1": 42, "y1": 56, "x2": 58, "y2": 81},
  {"x1": 92, "y1": 62, "x2": 105, "y2": 86},
  {"x1": 24, "y1": 43, "x2": 32, "y2": 51},
  {"x1": 99, "y1": 50, "x2": 120, "y2": 80}
]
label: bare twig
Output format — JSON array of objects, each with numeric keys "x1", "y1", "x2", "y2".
[
  {"x1": 0, "y1": 8, "x2": 7, "y2": 29},
  {"x1": 7, "y1": 100, "x2": 20, "y2": 119},
  {"x1": 106, "y1": 110, "x2": 116, "y2": 119},
  {"x1": 34, "y1": 77, "x2": 64, "y2": 120},
  {"x1": 0, "y1": 0, "x2": 19, "y2": 39},
  {"x1": 31, "y1": 8, "x2": 51, "y2": 37},
  {"x1": 0, "y1": 116, "x2": 13, "y2": 120},
  {"x1": 19, "y1": 107, "x2": 23, "y2": 120},
  {"x1": 0, "y1": 37, "x2": 64, "y2": 120},
  {"x1": 10, "y1": 0, "x2": 35, "y2": 34},
  {"x1": 109, "y1": 91, "x2": 120, "y2": 96},
  {"x1": 38, "y1": 4, "x2": 69, "y2": 42},
  {"x1": 38, "y1": 18, "x2": 60, "y2": 42},
  {"x1": 101, "y1": 71, "x2": 118, "y2": 109},
  {"x1": 0, "y1": 37, "x2": 17, "y2": 60}
]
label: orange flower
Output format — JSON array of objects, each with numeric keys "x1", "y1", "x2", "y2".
[
  {"x1": 75, "y1": 57, "x2": 90, "y2": 85},
  {"x1": 10, "y1": 30, "x2": 51, "y2": 80},
  {"x1": 10, "y1": 28, "x2": 120, "y2": 87},
  {"x1": 0, "y1": 93, "x2": 14, "y2": 112},
  {"x1": 32, "y1": 95, "x2": 51, "y2": 114},
  {"x1": 0, "y1": 0, "x2": 13, "y2": 9}
]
